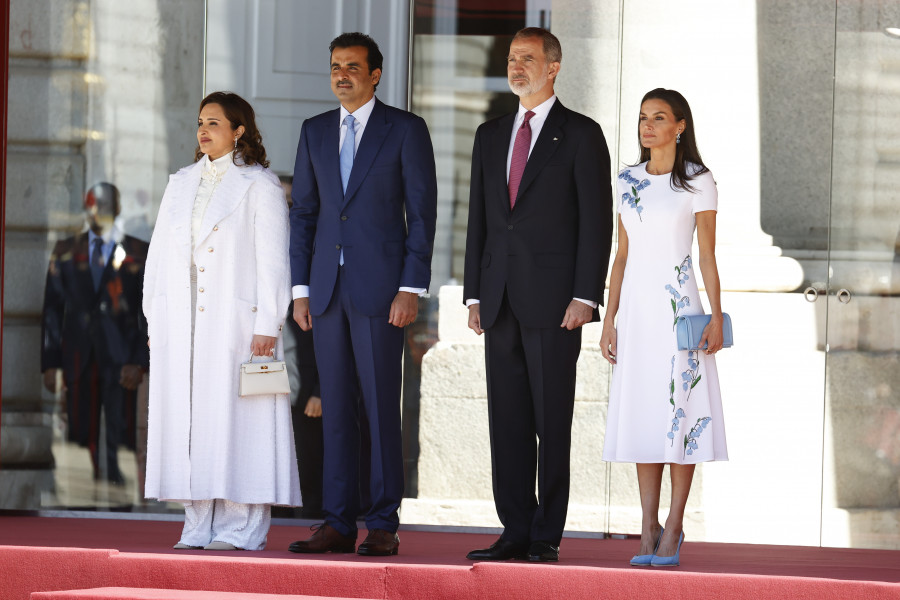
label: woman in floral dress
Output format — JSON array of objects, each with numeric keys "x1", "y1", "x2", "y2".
[{"x1": 601, "y1": 88, "x2": 727, "y2": 567}]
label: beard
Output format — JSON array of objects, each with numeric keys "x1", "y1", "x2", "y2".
[{"x1": 508, "y1": 71, "x2": 549, "y2": 97}]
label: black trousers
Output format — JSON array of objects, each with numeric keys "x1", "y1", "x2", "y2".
[
  {"x1": 484, "y1": 293, "x2": 581, "y2": 546},
  {"x1": 66, "y1": 357, "x2": 132, "y2": 482}
]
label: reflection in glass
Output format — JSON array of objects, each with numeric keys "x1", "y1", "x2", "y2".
[
  {"x1": 40, "y1": 182, "x2": 149, "y2": 491},
  {"x1": 1, "y1": 0, "x2": 204, "y2": 512},
  {"x1": 822, "y1": 1, "x2": 900, "y2": 549}
]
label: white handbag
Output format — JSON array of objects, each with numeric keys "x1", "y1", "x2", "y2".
[{"x1": 239, "y1": 352, "x2": 291, "y2": 397}]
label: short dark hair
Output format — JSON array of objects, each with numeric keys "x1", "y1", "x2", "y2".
[
  {"x1": 512, "y1": 27, "x2": 562, "y2": 63},
  {"x1": 330, "y1": 32, "x2": 384, "y2": 89},
  {"x1": 195, "y1": 91, "x2": 269, "y2": 168}
]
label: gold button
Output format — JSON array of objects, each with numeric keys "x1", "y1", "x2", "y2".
[
  {"x1": 207, "y1": 247, "x2": 213, "y2": 253},
  {"x1": 198, "y1": 306, "x2": 205, "y2": 312},
  {"x1": 213, "y1": 225, "x2": 219, "y2": 231},
  {"x1": 198, "y1": 287, "x2": 204, "y2": 293},
  {"x1": 198, "y1": 267, "x2": 205, "y2": 272},
  {"x1": 251, "y1": 307, "x2": 258, "y2": 312}
]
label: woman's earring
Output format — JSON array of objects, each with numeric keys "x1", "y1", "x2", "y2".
[
  {"x1": 234, "y1": 137, "x2": 238, "y2": 149},
  {"x1": 676, "y1": 132, "x2": 681, "y2": 144}
]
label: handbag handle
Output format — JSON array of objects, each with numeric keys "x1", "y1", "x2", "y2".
[{"x1": 247, "y1": 349, "x2": 278, "y2": 362}]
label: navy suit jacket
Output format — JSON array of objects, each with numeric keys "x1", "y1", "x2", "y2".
[
  {"x1": 290, "y1": 99, "x2": 438, "y2": 317},
  {"x1": 41, "y1": 232, "x2": 150, "y2": 381}
]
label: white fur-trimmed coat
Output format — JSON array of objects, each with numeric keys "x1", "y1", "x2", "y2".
[{"x1": 142, "y1": 158, "x2": 301, "y2": 505}]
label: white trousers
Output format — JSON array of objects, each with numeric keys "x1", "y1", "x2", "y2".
[{"x1": 179, "y1": 499, "x2": 271, "y2": 550}]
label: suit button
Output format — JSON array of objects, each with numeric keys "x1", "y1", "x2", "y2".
[
  {"x1": 198, "y1": 306, "x2": 205, "y2": 312},
  {"x1": 198, "y1": 266, "x2": 205, "y2": 272},
  {"x1": 341, "y1": 215, "x2": 348, "y2": 221},
  {"x1": 507, "y1": 225, "x2": 514, "y2": 230},
  {"x1": 198, "y1": 287, "x2": 204, "y2": 293},
  {"x1": 99, "y1": 301, "x2": 108, "y2": 311},
  {"x1": 207, "y1": 247, "x2": 214, "y2": 253},
  {"x1": 336, "y1": 244, "x2": 342, "y2": 249},
  {"x1": 251, "y1": 307, "x2": 258, "y2": 312}
]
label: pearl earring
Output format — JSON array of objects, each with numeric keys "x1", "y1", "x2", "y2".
[
  {"x1": 234, "y1": 137, "x2": 238, "y2": 148},
  {"x1": 676, "y1": 132, "x2": 681, "y2": 144}
]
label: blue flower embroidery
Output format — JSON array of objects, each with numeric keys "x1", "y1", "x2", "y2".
[
  {"x1": 667, "y1": 407, "x2": 685, "y2": 446},
  {"x1": 663, "y1": 262, "x2": 711, "y2": 455},
  {"x1": 667, "y1": 256, "x2": 693, "y2": 328},
  {"x1": 675, "y1": 255, "x2": 692, "y2": 286},
  {"x1": 681, "y1": 351, "x2": 701, "y2": 393},
  {"x1": 618, "y1": 170, "x2": 650, "y2": 221},
  {"x1": 684, "y1": 417, "x2": 712, "y2": 457}
]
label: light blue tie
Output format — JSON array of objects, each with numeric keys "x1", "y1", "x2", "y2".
[{"x1": 340, "y1": 114, "x2": 356, "y2": 194}]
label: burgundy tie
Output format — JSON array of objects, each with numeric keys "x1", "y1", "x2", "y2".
[{"x1": 508, "y1": 110, "x2": 535, "y2": 210}]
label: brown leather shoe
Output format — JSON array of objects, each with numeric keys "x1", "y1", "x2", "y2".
[
  {"x1": 356, "y1": 528, "x2": 399, "y2": 556},
  {"x1": 288, "y1": 524, "x2": 356, "y2": 553}
]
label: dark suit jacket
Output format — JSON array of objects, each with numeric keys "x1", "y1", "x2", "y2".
[
  {"x1": 463, "y1": 99, "x2": 613, "y2": 329},
  {"x1": 41, "y1": 232, "x2": 150, "y2": 382},
  {"x1": 290, "y1": 99, "x2": 438, "y2": 316}
]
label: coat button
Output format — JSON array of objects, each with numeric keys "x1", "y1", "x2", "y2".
[
  {"x1": 335, "y1": 244, "x2": 341, "y2": 249},
  {"x1": 251, "y1": 307, "x2": 258, "y2": 312},
  {"x1": 198, "y1": 266, "x2": 205, "y2": 272},
  {"x1": 198, "y1": 306, "x2": 205, "y2": 312},
  {"x1": 198, "y1": 287, "x2": 205, "y2": 293},
  {"x1": 507, "y1": 225, "x2": 513, "y2": 230},
  {"x1": 341, "y1": 215, "x2": 348, "y2": 221},
  {"x1": 207, "y1": 247, "x2": 214, "y2": 253},
  {"x1": 213, "y1": 225, "x2": 219, "y2": 231}
]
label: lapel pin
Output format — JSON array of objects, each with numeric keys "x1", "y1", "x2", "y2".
[{"x1": 553, "y1": 137, "x2": 559, "y2": 141}]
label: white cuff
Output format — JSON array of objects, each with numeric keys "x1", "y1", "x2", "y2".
[
  {"x1": 292, "y1": 285, "x2": 309, "y2": 300},
  {"x1": 399, "y1": 287, "x2": 427, "y2": 296},
  {"x1": 573, "y1": 297, "x2": 598, "y2": 309},
  {"x1": 465, "y1": 299, "x2": 480, "y2": 307}
]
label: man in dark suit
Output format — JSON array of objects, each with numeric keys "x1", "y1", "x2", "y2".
[
  {"x1": 463, "y1": 28, "x2": 613, "y2": 562},
  {"x1": 41, "y1": 182, "x2": 149, "y2": 485},
  {"x1": 288, "y1": 32, "x2": 437, "y2": 557}
]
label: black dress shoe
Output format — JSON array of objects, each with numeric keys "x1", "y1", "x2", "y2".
[
  {"x1": 527, "y1": 541, "x2": 560, "y2": 562},
  {"x1": 466, "y1": 538, "x2": 529, "y2": 561}
]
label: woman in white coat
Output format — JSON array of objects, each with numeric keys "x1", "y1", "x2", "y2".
[{"x1": 143, "y1": 91, "x2": 301, "y2": 550}]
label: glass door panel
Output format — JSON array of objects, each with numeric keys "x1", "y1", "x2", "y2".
[
  {"x1": 822, "y1": 1, "x2": 900, "y2": 549},
  {"x1": 609, "y1": 0, "x2": 833, "y2": 545},
  {"x1": 409, "y1": 0, "x2": 621, "y2": 533}
]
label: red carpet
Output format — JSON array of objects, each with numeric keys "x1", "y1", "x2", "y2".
[{"x1": 2, "y1": 515, "x2": 900, "y2": 599}]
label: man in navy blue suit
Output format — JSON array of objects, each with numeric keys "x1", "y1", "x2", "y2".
[{"x1": 288, "y1": 32, "x2": 437, "y2": 557}]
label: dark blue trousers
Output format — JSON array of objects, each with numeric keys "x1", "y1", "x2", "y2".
[{"x1": 312, "y1": 268, "x2": 404, "y2": 536}]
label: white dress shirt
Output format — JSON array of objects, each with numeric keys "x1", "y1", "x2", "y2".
[
  {"x1": 193, "y1": 151, "x2": 233, "y2": 251},
  {"x1": 292, "y1": 96, "x2": 425, "y2": 301},
  {"x1": 466, "y1": 95, "x2": 597, "y2": 310}
]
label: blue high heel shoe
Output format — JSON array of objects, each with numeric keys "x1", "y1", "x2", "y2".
[
  {"x1": 629, "y1": 527, "x2": 663, "y2": 566},
  {"x1": 650, "y1": 531, "x2": 684, "y2": 567}
]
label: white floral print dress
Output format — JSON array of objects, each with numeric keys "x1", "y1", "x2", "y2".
[{"x1": 602, "y1": 162, "x2": 728, "y2": 464}]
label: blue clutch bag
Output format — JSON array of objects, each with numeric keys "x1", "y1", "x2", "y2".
[{"x1": 676, "y1": 314, "x2": 733, "y2": 351}]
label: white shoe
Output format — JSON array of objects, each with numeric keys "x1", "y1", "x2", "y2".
[
  {"x1": 204, "y1": 541, "x2": 241, "y2": 551},
  {"x1": 173, "y1": 542, "x2": 203, "y2": 550}
]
